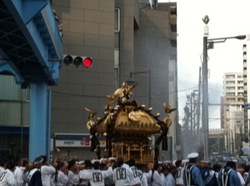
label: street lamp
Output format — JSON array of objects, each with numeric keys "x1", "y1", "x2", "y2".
[
  {"x1": 207, "y1": 35, "x2": 246, "y2": 49},
  {"x1": 129, "y1": 70, "x2": 151, "y2": 106},
  {"x1": 128, "y1": 70, "x2": 153, "y2": 149},
  {"x1": 202, "y1": 15, "x2": 246, "y2": 159}
]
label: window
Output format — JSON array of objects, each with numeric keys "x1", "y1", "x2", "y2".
[{"x1": 115, "y1": 8, "x2": 120, "y2": 32}]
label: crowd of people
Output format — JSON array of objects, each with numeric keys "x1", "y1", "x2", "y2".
[{"x1": 1, "y1": 152, "x2": 250, "y2": 186}]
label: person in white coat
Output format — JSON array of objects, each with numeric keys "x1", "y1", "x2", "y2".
[
  {"x1": 0, "y1": 159, "x2": 17, "y2": 186},
  {"x1": 14, "y1": 161, "x2": 24, "y2": 186},
  {"x1": 143, "y1": 164, "x2": 153, "y2": 186},
  {"x1": 40, "y1": 155, "x2": 56, "y2": 186},
  {"x1": 137, "y1": 164, "x2": 148, "y2": 186},
  {"x1": 113, "y1": 157, "x2": 134, "y2": 186},
  {"x1": 151, "y1": 163, "x2": 164, "y2": 186},
  {"x1": 164, "y1": 165, "x2": 175, "y2": 186},
  {"x1": 54, "y1": 161, "x2": 69, "y2": 186},
  {"x1": 79, "y1": 159, "x2": 93, "y2": 186},
  {"x1": 67, "y1": 159, "x2": 80, "y2": 186},
  {"x1": 128, "y1": 159, "x2": 142, "y2": 186},
  {"x1": 175, "y1": 160, "x2": 184, "y2": 186},
  {"x1": 81, "y1": 161, "x2": 113, "y2": 186},
  {"x1": 237, "y1": 171, "x2": 246, "y2": 186}
]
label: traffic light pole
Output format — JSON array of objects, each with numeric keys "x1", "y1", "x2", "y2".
[{"x1": 130, "y1": 70, "x2": 151, "y2": 107}]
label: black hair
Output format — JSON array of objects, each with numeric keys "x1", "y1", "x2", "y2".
[
  {"x1": 189, "y1": 158, "x2": 197, "y2": 163},
  {"x1": 93, "y1": 161, "x2": 100, "y2": 170},
  {"x1": 100, "y1": 163, "x2": 107, "y2": 170},
  {"x1": 153, "y1": 163, "x2": 160, "y2": 170},
  {"x1": 175, "y1": 160, "x2": 182, "y2": 167},
  {"x1": 117, "y1": 157, "x2": 124, "y2": 167},
  {"x1": 22, "y1": 159, "x2": 28, "y2": 167},
  {"x1": 84, "y1": 159, "x2": 93, "y2": 168},
  {"x1": 56, "y1": 161, "x2": 65, "y2": 170},
  {"x1": 244, "y1": 165, "x2": 250, "y2": 172},
  {"x1": 212, "y1": 163, "x2": 222, "y2": 172},
  {"x1": 55, "y1": 161, "x2": 65, "y2": 183},
  {"x1": 0, "y1": 158, "x2": 8, "y2": 167},
  {"x1": 6, "y1": 160, "x2": 15, "y2": 170},
  {"x1": 68, "y1": 159, "x2": 76, "y2": 170},
  {"x1": 128, "y1": 159, "x2": 136, "y2": 167},
  {"x1": 226, "y1": 161, "x2": 236, "y2": 169}
]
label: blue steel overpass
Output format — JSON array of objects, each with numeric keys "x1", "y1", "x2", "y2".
[{"x1": 0, "y1": 0, "x2": 63, "y2": 161}]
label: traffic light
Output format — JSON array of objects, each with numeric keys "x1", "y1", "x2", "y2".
[{"x1": 63, "y1": 55, "x2": 93, "y2": 68}]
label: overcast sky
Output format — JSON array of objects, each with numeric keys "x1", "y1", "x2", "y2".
[{"x1": 159, "y1": 0, "x2": 250, "y2": 128}]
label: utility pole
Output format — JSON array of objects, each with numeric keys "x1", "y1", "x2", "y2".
[{"x1": 202, "y1": 15, "x2": 209, "y2": 160}]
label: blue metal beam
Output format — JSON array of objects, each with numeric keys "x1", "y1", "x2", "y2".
[
  {"x1": 29, "y1": 82, "x2": 48, "y2": 161},
  {"x1": 3, "y1": 0, "x2": 62, "y2": 85},
  {"x1": 0, "y1": 0, "x2": 63, "y2": 162},
  {"x1": 0, "y1": 61, "x2": 23, "y2": 84}
]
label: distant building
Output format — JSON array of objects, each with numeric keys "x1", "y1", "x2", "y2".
[{"x1": 221, "y1": 72, "x2": 244, "y2": 156}]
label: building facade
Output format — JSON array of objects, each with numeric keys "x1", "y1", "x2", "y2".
[
  {"x1": 0, "y1": 75, "x2": 30, "y2": 158},
  {"x1": 51, "y1": 0, "x2": 178, "y2": 160}
]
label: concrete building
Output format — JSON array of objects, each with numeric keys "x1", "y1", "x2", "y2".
[
  {"x1": 51, "y1": 0, "x2": 178, "y2": 160},
  {"x1": 0, "y1": 0, "x2": 178, "y2": 161},
  {"x1": 221, "y1": 72, "x2": 244, "y2": 156}
]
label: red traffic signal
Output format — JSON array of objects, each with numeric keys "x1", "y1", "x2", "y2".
[
  {"x1": 63, "y1": 55, "x2": 93, "y2": 68},
  {"x1": 82, "y1": 57, "x2": 92, "y2": 68}
]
